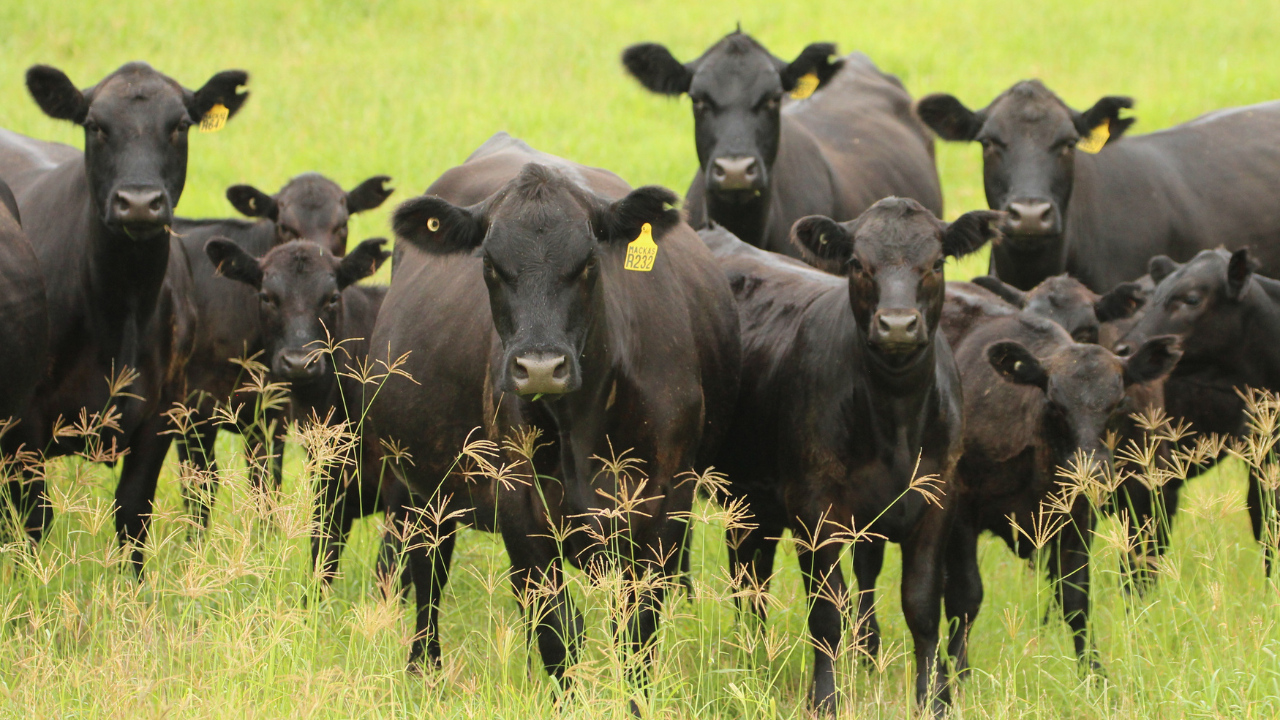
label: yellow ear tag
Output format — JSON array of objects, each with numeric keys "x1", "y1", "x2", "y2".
[
  {"x1": 790, "y1": 72, "x2": 819, "y2": 100},
  {"x1": 623, "y1": 223, "x2": 658, "y2": 272},
  {"x1": 198, "y1": 103, "x2": 229, "y2": 133},
  {"x1": 1077, "y1": 118, "x2": 1110, "y2": 154}
]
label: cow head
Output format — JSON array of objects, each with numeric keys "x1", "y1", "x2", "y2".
[
  {"x1": 393, "y1": 163, "x2": 680, "y2": 397},
  {"x1": 26, "y1": 62, "x2": 248, "y2": 241},
  {"x1": 793, "y1": 197, "x2": 1002, "y2": 367},
  {"x1": 226, "y1": 173, "x2": 393, "y2": 256},
  {"x1": 1116, "y1": 248, "x2": 1256, "y2": 365},
  {"x1": 917, "y1": 80, "x2": 1133, "y2": 246},
  {"x1": 973, "y1": 274, "x2": 1144, "y2": 344},
  {"x1": 989, "y1": 333, "x2": 1179, "y2": 475},
  {"x1": 204, "y1": 237, "x2": 389, "y2": 384},
  {"x1": 623, "y1": 32, "x2": 841, "y2": 199}
]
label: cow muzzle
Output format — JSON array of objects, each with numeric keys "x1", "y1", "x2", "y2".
[
  {"x1": 510, "y1": 352, "x2": 573, "y2": 396},
  {"x1": 275, "y1": 348, "x2": 326, "y2": 383},
  {"x1": 707, "y1": 156, "x2": 764, "y2": 193},
  {"x1": 870, "y1": 309, "x2": 926, "y2": 355},
  {"x1": 1003, "y1": 199, "x2": 1059, "y2": 236},
  {"x1": 110, "y1": 186, "x2": 172, "y2": 238}
]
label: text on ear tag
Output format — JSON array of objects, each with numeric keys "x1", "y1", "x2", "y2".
[
  {"x1": 790, "y1": 73, "x2": 819, "y2": 100},
  {"x1": 1077, "y1": 118, "x2": 1110, "y2": 154},
  {"x1": 199, "y1": 103, "x2": 229, "y2": 133},
  {"x1": 624, "y1": 223, "x2": 658, "y2": 272}
]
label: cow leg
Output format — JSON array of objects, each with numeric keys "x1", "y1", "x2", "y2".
[
  {"x1": 1049, "y1": 504, "x2": 1101, "y2": 673},
  {"x1": 504, "y1": 529, "x2": 582, "y2": 685},
  {"x1": 798, "y1": 538, "x2": 847, "y2": 716},
  {"x1": 851, "y1": 539, "x2": 885, "y2": 662},
  {"x1": 376, "y1": 478, "x2": 414, "y2": 595},
  {"x1": 177, "y1": 420, "x2": 219, "y2": 534},
  {"x1": 115, "y1": 416, "x2": 175, "y2": 575},
  {"x1": 310, "y1": 464, "x2": 353, "y2": 584},
  {"x1": 944, "y1": 509, "x2": 983, "y2": 680},
  {"x1": 407, "y1": 518, "x2": 457, "y2": 671},
  {"x1": 1245, "y1": 471, "x2": 1279, "y2": 577},
  {"x1": 900, "y1": 510, "x2": 951, "y2": 716},
  {"x1": 8, "y1": 471, "x2": 51, "y2": 545},
  {"x1": 726, "y1": 515, "x2": 781, "y2": 625}
]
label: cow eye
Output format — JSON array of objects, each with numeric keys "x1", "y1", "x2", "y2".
[
  {"x1": 849, "y1": 257, "x2": 865, "y2": 274},
  {"x1": 691, "y1": 96, "x2": 713, "y2": 113},
  {"x1": 1182, "y1": 292, "x2": 1202, "y2": 307},
  {"x1": 1073, "y1": 328, "x2": 1099, "y2": 344},
  {"x1": 84, "y1": 120, "x2": 107, "y2": 141},
  {"x1": 337, "y1": 222, "x2": 348, "y2": 236},
  {"x1": 279, "y1": 225, "x2": 299, "y2": 240},
  {"x1": 482, "y1": 255, "x2": 500, "y2": 280},
  {"x1": 932, "y1": 258, "x2": 946, "y2": 274},
  {"x1": 763, "y1": 95, "x2": 781, "y2": 111},
  {"x1": 328, "y1": 291, "x2": 341, "y2": 306},
  {"x1": 579, "y1": 256, "x2": 597, "y2": 280},
  {"x1": 258, "y1": 292, "x2": 275, "y2": 306}
]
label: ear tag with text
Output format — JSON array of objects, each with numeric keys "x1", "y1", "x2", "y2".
[
  {"x1": 790, "y1": 72, "x2": 819, "y2": 100},
  {"x1": 1077, "y1": 118, "x2": 1110, "y2": 154},
  {"x1": 623, "y1": 223, "x2": 658, "y2": 272},
  {"x1": 199, "y1": 103, "x2": 229, "y2": 133}
]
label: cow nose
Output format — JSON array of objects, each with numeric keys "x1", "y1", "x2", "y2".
[
  {"x1": 277, "y1": 349, "x2": 324, "y2": 381},
  {"x1": 874, "y1": 310, "x2": 923, "y2": 348},
  {"x1": 511, "y1": 353, "x2": 570, "y2": 396},
  {"x1": 1005, "y1": 201, "x2": 1055, "y2": 234},
  {"x1": 709, "y1": 156, "x2": 760, "y2": 191},
  {"x1": 111, "y1": 187, "x2": 171, "y2": 229}
]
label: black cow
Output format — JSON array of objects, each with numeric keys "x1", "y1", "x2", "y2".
[
  {"x1": 966, "y1": 274, "x2": 1144, "y2": 344},
  {"x1": 371, "y1": 133, "x2": 740, "y2": 698},
  {"x1": 703, "y1": 199, "x2": 1000, "y2": 715},
  {"x1": 203, "y1": 236, "x2": 413, "y2": 583},
  {"x1": 918, "y1": 81, "x2": 1280, "y2": 292},
  {"x1": 1119, "y1": 248, "x2": 1280, "y2": 573},
  {"x1": 0, "y1": 62, "x2": 245, "y2": 567},
  {"x1": 172, "y1": 173, "x2": 392, "y2": 530},
  {"x1": 0, "y1": 179, "x2": 48, "y2": 426},
  {"x1": 623, "y1": 31, "x2": 942, "y2": 257}
]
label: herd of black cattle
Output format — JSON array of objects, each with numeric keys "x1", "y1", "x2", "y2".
[{"x1": 0, "y1": 30, "x2": 1277, "y2": 715}]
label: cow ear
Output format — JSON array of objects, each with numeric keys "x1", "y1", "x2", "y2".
[
  {"x1": 791, "y1": 215, "x2": 854, "y2": 271},
  {"x1": 781, "y1": 43, "x2": 842, "y2": 92},
  {"x1": 346, "y1": 175, "x2": 394, "y2": 214},
  {"x1": 917, "y1": 94, "x2": 983, "y2": 142},
  {"x1": 26, "y1": 65, "x2": 88, "y2": 123},
  {"x1": 205, "y1": 237, "x2": 263, "y2": 288},
  {"x1": 0, "y1": 179, "x2": 20, "y2": 227},
  {"x1": 187, "y1": 70, "x2": 250, "y2": 127},
  {"x1": 1123, "y1": 335, "x2": 1181, "y2": 387},
  {"x1": 595, "y1": 185, "x2": 681, "y2": 244},
  {"x1": 943, "y1": 210, "x2": 1004, "y2": 258},
  {"x1": 988, "y1": 341, "x2": 1048, "y2": 390},
  {"x1": 335, "y1": 238, "x2": 390, "y2": 290},
  {"x1": 1094, "y1": 281, "x2": 1145, "y2": 322},
  {"x1": 1148, "y1": 255, "x2": 1179, "y2": 285},
  {"x1": 392, "y1": 195, "x2": 485, "y2": 255},
  {"x1": 1227, "y1": 248, "x2": 1258, "y2": 300},
  {"x1": 622, "y1": 43, "x2": 693, "y2": 96},
  {"x1": 1075, "y1": 96, "x2": 1135, "y2": 146},
  {"x1": 971, "y1": 275, "x2": 1027, "y2": 308},
  {"x1": 226, "y1": 184, "x2": 278, "y2": 220}
]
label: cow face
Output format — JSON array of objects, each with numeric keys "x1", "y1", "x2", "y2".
[
  {"x1": 793, "y1": 198, "x2": 1002, "y2": 366},
  {"x1": 989, "y1": 335, "x2": 1179, "y2": 475},
  {"x1": 623, "y1": 32, "x2": 841, "y2": 198},
  {"x1": 26, "y1": 62, "x2": 248, "y2": 241},
  {"x1": 973, "y1": 274, "x2": 1144, "y2": 344},
  {"x1": 204, "y1": 237, "x2": 389, "y2": 384},
  {"x1": 918, "y1": 81, "x2": 1133, "y2": 247},
  {"x1": 393, "y1": 164, "x2": 680, "y2": 397},
  {"x1": 1117, "y1": 248, "x2": 1255, "y2": 363},
  {"x1": 226, "y1": 173, "x2": 393, "y2": 256}
]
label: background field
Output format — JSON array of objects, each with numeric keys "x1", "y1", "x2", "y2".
[{"x1": 0, "y1": 1, "x2": 1279, "y2": 718}]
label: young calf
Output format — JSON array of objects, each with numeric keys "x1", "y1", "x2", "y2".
[
  {"x1": 205, "y1": 236, "x2": 410, "y2": 582},
  {"x1": 705, "y1": 198, "x2": 999, "y2": 715}
]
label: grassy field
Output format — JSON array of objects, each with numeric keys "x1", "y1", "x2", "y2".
[{"x1": 0, "y1": 1, "x2": 1279, "y2": 717}]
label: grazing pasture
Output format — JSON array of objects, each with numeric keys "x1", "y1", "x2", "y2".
[{"x1": 0, "y1": 1, "x2": 1278, "y2": 718}]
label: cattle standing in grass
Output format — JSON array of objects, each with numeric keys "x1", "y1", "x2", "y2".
[
  {"x1": 0, "y1": 62, "x2": 245, "y2": 567},
  {"x1": 172, "y1": 174, "x2": 393, "y2": 530},
  {"x1": 623, "y1": 32, "x2": 942, "y2": 258},
  {"x1": 0, "y1": 180, "x2": 48, "y2": 426},
  {"x1": 703, "y1": 199, "x2": 1000, "y2": 715},
  {"x1": 204, "y1": 236, "x2": 411, "y2": 582},
  {"x1": 946, "y1": 311, "x2": 1179, "y2": 675},
  {"x1": 918, "y1": 81, "x2": 1280, "y2": 292},
  {"x1": 371, "y1": 133, "x2": 740, "y2": 696}
]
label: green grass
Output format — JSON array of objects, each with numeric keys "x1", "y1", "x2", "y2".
[{"x1": 0, "y1": 1, "x2": 1279, "y2": 717}]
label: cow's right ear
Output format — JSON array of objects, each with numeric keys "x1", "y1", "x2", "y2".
[
  {"x1": 226, "y1": 184, "x2": 278, "y2": 220},
  {"x1": 205, "y1": 237, "x2": 263, "y2": 288},
  {"x1": 791, "y1": 215, "x2": 854, "y2": 270},
  {"x1": 1227, "y1": 248, "x2": 1258, "y2": 301},
  {"x1": 346, "y1": 175, "x2": 394, "y2": 214},
  {"x1": 988, "y1": 341, "x2": 1049, "y2": 391},
  {"x1": 1094, "y1": 281, "x2": 1145, "y2": 322},
  {"x1": 781, "y1": 43, "x2": 843, "y2": 92},
  {"x1": 26, "y1": 65, "x2": 88, "y2": 123},
  {"x1": 917, "y1": 94, "x2": 983, "y2": 141},
  {"x1": 392, "y1": 195, "x2": 485, "y2": 255},
  {"x1": 622, "y1": 43, "x2": 693, "y2": 96},
  {"x1": 335, "y1": 238, "x2": 391, "y2": 290},
  {"x1": 1148, "y1": 255, "x2": 1179, "y2": 285},
  {"x1": 971, "y1": 275, "x2": 1027, "y2": 308}
]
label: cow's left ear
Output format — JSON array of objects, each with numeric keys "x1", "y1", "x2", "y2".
[
  {"x1": 205, "y1": 237, "x2": 263, "y2": 288},
  {"x1": 1122, "y1": 335, "x2": 1181, "y2": 387},
  {"x1": 1075, "y1": 95, "x2": 1135, "y2": 146},
  {"x1": 226, "y1": 184, "x2": 278, "y2": 220},
  {"x1": 392, "y1": 195, "x2": 486, "y2": 255},
  {"x1": 335, "y1": 238, "x2": 390, "y2": 290},
  {"x1": 186, "y1": 70, "x2": 250, "y2": 127},
  {"x1": 943, "y1": 210, "x2": 1004, "y2": 258},
  {"x1": 1227, "y1": 247, "x2": 1258, "y2": 300},
  {"x1": 346, "y1": 175, "x2": 394, "y2": 214},
  {"x1": 791, "y1": 215, "x2": 854, "y2": 271},
  {"x1": 622, "y1": 43, "x2": 693, "y2": 96},
  {"x1": 988, "y1": 341, "x2": 1048, "y2": 390},
  {"x1": 1094, "y1": 281, "x2": 1145, "y2": 322},
  {"x1": 780, "y1": 43, "x2": 843, "y2": 92},
  {"x1": 594, "y1": 185, "x2": 681, "y2": 244}
]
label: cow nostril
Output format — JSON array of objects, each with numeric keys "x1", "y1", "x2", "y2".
[
  {"x1": 1007, "y1": 206, "x2": 1023, "y2": 222},
  {"x1": 905, "y1": 316, "x2": 918, "y2": 333},
  {"x1": 1115, "y1": 343, "x2": 1133, "y2": 357},
  {"x1": 1037, "y1": 205, "x2": 1052, "y2": 223},
  {"x1": 511, "y1": 358, "x2": 530, "y2": 380},
  {"x1": 149, "y1": 197, "x2": 164, "y2": 212},
  {"x1": 551, "y1": 358, "x2": 569, "y2": 380},
  {"x1": 877, "y1": 315, "x2": 892, "y2": 333}
]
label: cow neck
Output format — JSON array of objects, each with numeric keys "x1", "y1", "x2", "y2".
[
  {"x1": 1203, "y1": 284, "x2": 1280, "y2": 391},
  {"x1": 850, "y1": 324, "x2": 944, "y2": 468},
  {"x1": 704, "y1": 186, "x2": 772, "y2": 248},
  {"x1": 988, "y1": 233, "x2": 1068, "y2": 292}
]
